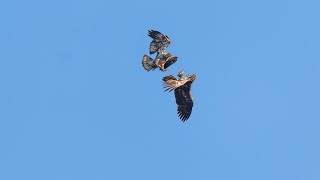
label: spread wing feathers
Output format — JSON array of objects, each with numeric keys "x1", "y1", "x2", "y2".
[
  {"x1": 162, "y1": 76, "x2": 189, "y2": 92},
  {"x1": 174, "y1": 84, "x2": 193, "y2": 122},
  {"x1": 162, "y1": 75, "x2": 177, "y2": 92},
  {"x1": 148, "y1": 30, "x2": 170, "y2": 54},
  {"x1": 148, "y1": 30, "x2": 166, "y2": 39},
  {"x1": 142, "y1": 55, "x2": 157, "y2": 71}
]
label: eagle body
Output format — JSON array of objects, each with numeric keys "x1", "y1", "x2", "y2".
[{"x1": 162, "y1": 70, "x2": 196, "y2": 121}]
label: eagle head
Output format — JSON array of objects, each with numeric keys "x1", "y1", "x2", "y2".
[{"x1": 177, "y1": 69, "x2": 185, "y2": 78}]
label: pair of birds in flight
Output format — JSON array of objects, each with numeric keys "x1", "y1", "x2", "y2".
[{"x1": 141, "y1": 30, "x2": 196, "y2": 122}]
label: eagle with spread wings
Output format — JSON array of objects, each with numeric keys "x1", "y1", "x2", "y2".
[
  {"x1": 162, "y1": 70, "x2": 196, "y2": 122},
  {"x1": 148, "y1": 30, "x2": 171, "y2": 56},
  {"x1": 142, "y1": 53, "x2": 178, "y2": 72},
  {"x1": 142, "y1": 30, "x2": 177, "y2": 71}
]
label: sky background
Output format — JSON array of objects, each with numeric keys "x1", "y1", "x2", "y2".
[{"x1": 0, "y1": 0, "x2": 320, "y2": 179}]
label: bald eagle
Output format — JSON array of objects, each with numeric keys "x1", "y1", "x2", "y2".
[
  {"x1": 142, "y1": 53, "x2": 178, "y2": 72},
  {"x1": 162, "y1": 70, "x2": 196, "y2": 122},
  {"x1": 148, "y1": 30, "x2": 170, "y2": 56}
]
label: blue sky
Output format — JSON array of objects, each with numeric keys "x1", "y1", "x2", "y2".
[{"x1": 1, "y1": 0, "x2": 320, "y2": 179}]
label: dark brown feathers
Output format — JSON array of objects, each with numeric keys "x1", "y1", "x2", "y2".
[
  {"x1": 148, "y1": 30, "x2": 171, "y2": 55},
  {"x1": 162, "y1": 71, "x2": 196, "y2": 121}
]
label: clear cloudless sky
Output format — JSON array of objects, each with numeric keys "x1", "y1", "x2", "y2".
[{"x1": 0, "y1": 0, "x2": 319, "y2": 179}]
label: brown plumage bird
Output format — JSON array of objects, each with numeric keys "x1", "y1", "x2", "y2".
[
  {"x1": 162, "y1": 70, "x2": 196, "y2": 122},
  {"x1": 148, "y1": 30, "x2": 171, "y2": 56},
  {"x1": 142, "y1": 53, "x2": 178, "y2": 72}
]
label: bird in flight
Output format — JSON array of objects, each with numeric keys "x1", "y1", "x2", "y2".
[
  {"x1": 142, "y1": 53, "x2": 178, "y2": 72},
  {"x1": 148, "y1": 30, "x2": 171, "y2": 56},
  {"x1": 142, "y1": 30, "x2": 177, "y2": 71},
  {"x1": 162, "y1": 69, "x2": 196, "y2": 122}
]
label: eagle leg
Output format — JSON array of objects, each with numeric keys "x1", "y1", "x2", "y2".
[
  {"x1": 159, "y1": 64, "x2": 167, "y2": 72},
  {"x1": 161, "y1": 68, "x2": 168, "y2": 72}
]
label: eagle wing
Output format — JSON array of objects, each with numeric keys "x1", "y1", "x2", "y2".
[
  {"x1": 148, "y1": 30, "x2": 170, "y2": 54},
  {"x1": 162, "y1": 76, "x2": 190, "y2": 92},
  {"x1": 174, "y1": 82, "x2": 194, "y2": 122},
  {"x1": 155, "y1": 53, "x2": 178, "y2": 71},
  {"x1": 162, "y1": 75, "x2": 179, "y2": 92},
  {"x1": 142, "y1": 55, "x2": 157, "y2": 71},
  {"x1": 163, "y1": 56, "x2": 178, "y2": 70}
]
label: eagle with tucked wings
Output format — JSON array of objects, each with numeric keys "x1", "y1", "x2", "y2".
[
  {"x1": 142, "y1": 53, "x2": 178, "y2": 72},
  {"x1": 162, "y1": 70, "x2": 196, "y2": 122},
  {"x1": 148, "y1": 30, "x2": 171, "y2": 56}
]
